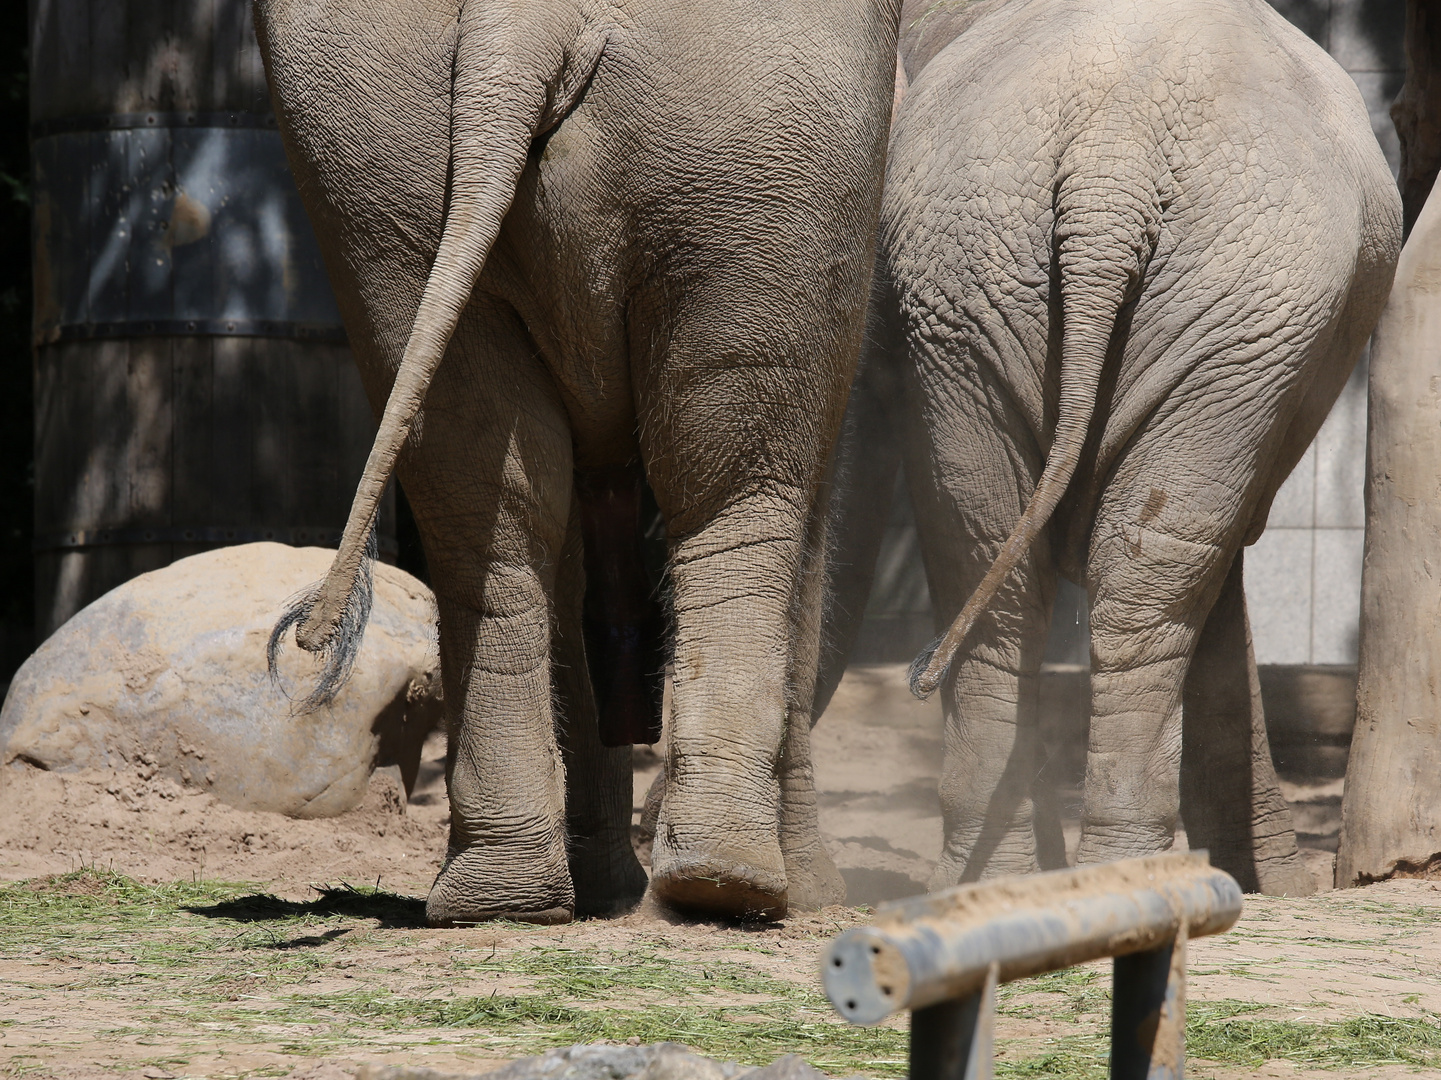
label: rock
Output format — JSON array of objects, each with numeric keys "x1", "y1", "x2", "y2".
[
  {"x1": 356, "y1": 1044, "x2": 837, "y2": 1080},
  {"x1": 0, "y1": 543, "x2": 441, "y2": 817}
]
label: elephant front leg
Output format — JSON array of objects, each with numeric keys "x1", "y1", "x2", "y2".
[
  {"x1": 575, "y1": 464, "x2": 666, "y2": 747},
  {"x1": 1180, "y1": 548, "x2": 1314, "y2": 895}
]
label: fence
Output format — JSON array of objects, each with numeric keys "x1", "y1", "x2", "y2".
[{"x1": 821, "y1": 851, "x2": 1242, "y2": 1080}]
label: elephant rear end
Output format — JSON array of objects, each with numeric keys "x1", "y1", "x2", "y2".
[
  {"x1": 257, "y1": 0, "x2": 906, "y2": 924},
  {"x1": 852, "y1": 0, "x2": 1400, "y2": 888}
]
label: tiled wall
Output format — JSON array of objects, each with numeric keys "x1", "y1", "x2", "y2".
[
  {"x1": 854, "y1": 0, "x2": 1404, "y2": 669},
  {"x1": 1246, "y1": 359, "x2": 1369, "y2": 665}
]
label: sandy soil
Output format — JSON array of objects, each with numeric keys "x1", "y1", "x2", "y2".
[
  {"x1": 0, "y1": 662, "x2": 1342, "y2": 899},
  {"x1": 0, "y1": 664, "x2": 1431, "y2": 1079}
]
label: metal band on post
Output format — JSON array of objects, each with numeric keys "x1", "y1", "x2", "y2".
[{"x1": 822, "y1": 851, "x2": 1242, "y2": 1080}]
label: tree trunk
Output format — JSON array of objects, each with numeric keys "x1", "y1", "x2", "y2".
[{"x1": 1336, "y1": 172, "x2": 1441, "y2": 886}]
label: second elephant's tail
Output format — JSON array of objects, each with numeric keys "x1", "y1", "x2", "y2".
[{"x1": 908, "y1": 115, "x2": 1164, "y2": 699}]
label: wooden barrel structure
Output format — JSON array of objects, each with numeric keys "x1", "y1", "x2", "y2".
[{"x1": 28, "y1": 0, "x2": 393, "y2": 639}]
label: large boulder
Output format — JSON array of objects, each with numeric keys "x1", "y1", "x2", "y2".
[{"x1": 0, "y1": 543, "x2": 442, "y2": 817}]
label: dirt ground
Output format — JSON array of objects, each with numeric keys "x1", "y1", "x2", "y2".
[{"x1": 0, "y1": 664, "x2": 1434, "y2": 1079}]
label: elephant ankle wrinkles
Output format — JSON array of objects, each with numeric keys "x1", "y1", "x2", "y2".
[{"x1": 669, "y1": 533, "x2": 798, "y2": 566}]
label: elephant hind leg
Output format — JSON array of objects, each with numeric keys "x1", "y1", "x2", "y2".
[
  {"x1": 903, "y1": 371, "x2": 1055, "y2": 889},
  {"x1": 1181, "y1": 548, "x2": 1315, "y2": 895},
  {"x1": 778, "y1": 496, "x2": 846, "y2": 910},
  {"x1": 413, "y1": 302, "x2": 578, "y2": 927},
  {"x1": 554, "y1": 491, "x2": 650, "y2": 918}
]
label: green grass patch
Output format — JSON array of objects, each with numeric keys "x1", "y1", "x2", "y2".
[
  {"x1": 312, "y1": 987, "x2": 909, "y2": 1076},
  {"x1": 1188, "y1": 1003, "x2": 1441, "y2": 1069},
  {"x1": 6, "y1": 869, "x2": 1441, "y2": 1077}
]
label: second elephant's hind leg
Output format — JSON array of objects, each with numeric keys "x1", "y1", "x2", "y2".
[
  {"x1": 1080, "y1": 521, "x2": 1218, "y2": 864},
  {"x1": 1180, "y1": 548, "x2": 1314, "y2": 895},
  {"x1": 905, "y1": 366, "x2": 1055, "y2": 888}
]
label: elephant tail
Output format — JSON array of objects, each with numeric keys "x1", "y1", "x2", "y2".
[
  {"x1": 908, "y1": 119, "x2": 1164, "y2": 699},
  {"x1": 270, "y1": 4, "x2": 607, "y2": 710}
]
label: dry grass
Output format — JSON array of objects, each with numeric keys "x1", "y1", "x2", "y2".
[{"x1": 4, "y1": 869, "x2": 1441, "y2": 1078}]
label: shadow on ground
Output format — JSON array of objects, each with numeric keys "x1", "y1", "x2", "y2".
[{"x1": 184, "y1": 883, "x2": 428, "y2": 929}]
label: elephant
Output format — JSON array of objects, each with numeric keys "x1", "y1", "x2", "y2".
[
  {"x1": 254, "y1": 0, "x2": 901, "y2": 925},
  {"x1": 815, "y1": 0, "x2": 1401, "y2": 893}
]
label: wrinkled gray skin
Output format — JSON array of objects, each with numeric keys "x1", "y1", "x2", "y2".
[
  {"x1": 254, "y1": 0, "x2": 899, "y2": 924},
  {"x1": 817, "y1": 0, "x2": 1400, "y2": 892}
]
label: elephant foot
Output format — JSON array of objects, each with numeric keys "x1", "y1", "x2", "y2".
[
  {"x1": 426, "y1": 843, "x2": 575, "y2": 927},
  {"x1": 1254, "y1": 856, "x2": 1317, "y2": 897},
  {"x1": 571, "y1": 845, "x2": 649, "y2": 919},
  {"x1": 781, "y1": 836, "x2": 846, "y2": 911},
  {"x1": 649, "y1": 754, "x2": 787, "y2": 919},
  {"x1": 928, "y1": 843, "x2": 1038, "y2": 891},
  {"x1": 649, "y1": 855, "x2": 788, "y2": 921}
]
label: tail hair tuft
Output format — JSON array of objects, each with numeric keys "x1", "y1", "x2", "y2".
[
  {"x1": 907, "y1": 635, "x2": 943, "y2": 700},
  {"x1": 267, "y1": 527, "x2": 378, "y2": 713}
]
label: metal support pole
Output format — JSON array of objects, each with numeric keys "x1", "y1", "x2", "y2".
[
  {"x1": 910, "y1": 961, "x2": 998, "y2": 1080},
  {"x1": 823, "y1": 853, "x2": 1238, "y2": 1078},
  {"x1": 1110, "y1": 921, "x2": 1187, "y2": 1080}
]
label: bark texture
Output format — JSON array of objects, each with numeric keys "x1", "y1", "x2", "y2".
[{"x1": 1338, "y1": 174, "x2": 1441, "y2": 887}]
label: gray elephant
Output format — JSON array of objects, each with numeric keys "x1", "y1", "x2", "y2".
[
  {"x1": 817, "y1": 0, "x2": 1400, "y2": 893},
  {"x1": 255, "y1": 0, "x2": 900, "y2": 924}
]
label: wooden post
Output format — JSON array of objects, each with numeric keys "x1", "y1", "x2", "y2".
[
  {"x1": 28, "y1": 0, "x2": 392, "y2": 639},
  {"x1": 1337, "y1": 172, "x2": 1441, "y2": 885}
]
